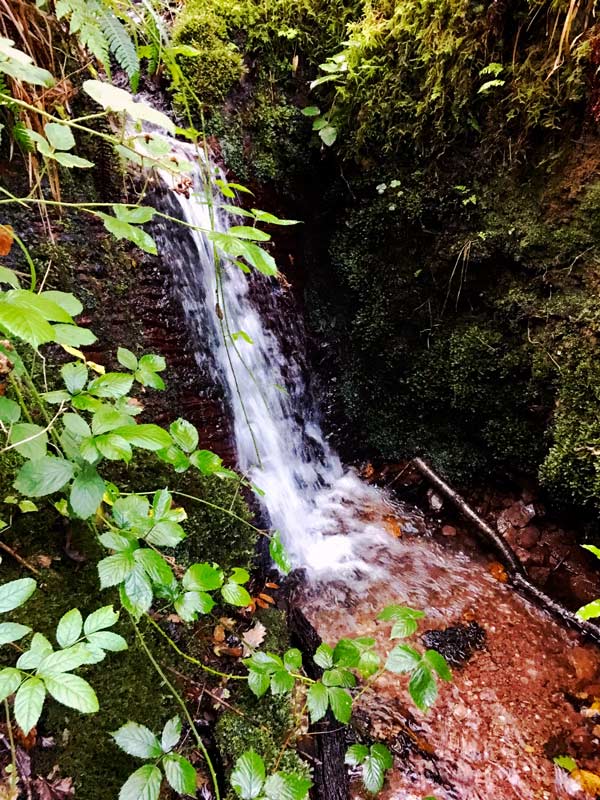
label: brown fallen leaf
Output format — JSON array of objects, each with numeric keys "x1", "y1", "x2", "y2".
[
  {"x1": 33, "y1": 771, "x2": 73, "y2": 800},
  {"x1": 488, "y1": 561, "x2": 508, "y2": 583},
  {"x1": 213, "y1": 624, "x2": 226, "y2": 643},
  {"x1": 213, "y1": 645, "x2": 243, "y2": 658},
  {"x1": 258, "y1": 593, "x2": 275, "y2": 605},
  {"x1": 242, "y1": 621, "x2": 267, "y2": 655},
  {"x1": 572, "y1": 768, "x2": 600, "y2": 795},
  {"x1": 0, "y1": 225, "x2": 14, "y2": 256},
  {"x1": 265, "y1": 582, "x2": 279, "y2": 590}
]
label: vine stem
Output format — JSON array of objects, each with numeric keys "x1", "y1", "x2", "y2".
[
  {"x1": 131, "y1": 615, "x2": 221, "y2": 800},
  {"x1": 144, "y1": 613, "x2": 247, "y2": 681},
  {"x1": 3, "y1": 699, "x2": 17, "y2": 794}
]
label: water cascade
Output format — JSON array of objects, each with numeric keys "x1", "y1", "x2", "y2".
[{"x1": 154, "y1": 145, "x2": 599, "y2": 800}]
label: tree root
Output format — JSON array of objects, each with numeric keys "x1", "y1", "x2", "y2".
[{"x1": 413, "y1": 457, "x2": 600, "y2": 643}]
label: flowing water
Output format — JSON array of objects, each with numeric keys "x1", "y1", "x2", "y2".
[{"x1": 154, "y1": 147, "x2": 600, "y2": 799}]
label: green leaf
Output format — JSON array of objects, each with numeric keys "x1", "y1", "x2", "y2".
[
  {"x1": 4, "y1": 289, "x2": 72, "y2": 322},
  {"x1": 44, "y1": 122, "x2": 75, "y2": 151},
  {"x1": 0, "y1": 397, "x2": 20, "y2": 423},
  {"x1": 554, "y1": 755, "x2": 577, "y2": 772},
  {"x1": 134, "y1": 549, "x2": 173, "y2": 587},
  {"x1": 174, "y1": 590, "x2": 215, "y2": 621},
  {"x1": 263, "y1": 773, "x2": 312, "y2": 800},
  {"x1": 0, "y1": 577, "x2": 36, "y2": 612},
  {"x1": 88, "y1": 373, "x2": 134, "y2": 399},
  {"x1": 113, "y1": 721, "x2": 162, "y2": 759},
  {"x1": 16, "y1": 632, "x2": 52, "y2": 669},
  {"x1": 577, "y1": 599, "x2": 600, "y2": 620},
  {"x1": 0, "y1": 266, "x2": 20, "y2": 289},
  {"x1": 357, "y1": 650, "x2": 380, "y2": 679},
  {"x1": 63, "y1": 413, "x2": 92, "y2": 439},
  {"x1": 113, "y1": 424, "x2": 172, "y2": 451},
  {"x1": 0, "y1": 300, "x2": 55, "y2": 347},
  {"x1": 86, "y1": 631, "x2": 127, "y2": 652},
  {"x1": 322, "y1": 667, "x2": 356, "y2": 688},
  {"x1": 231, "y1": 751, "x2": 265, "y2": 799},
  {"x1": 230, "y1": 567, "x2": 250, "y2": 584},
  {"x1": 50, "y1": 151, "x2": 94, "y2": 168},
  {"x1": 0, "y1": 667, "x2": 22, "y2": 701},
  {"x1": 122, "y1": 565, "x2": 153, "y2": 617},
  {"x1": 301, "y1": 106, "x2": 320, "y2": 117},
  {"x1": 408, "y1": 664, "x2": 437, "y2": 711},
  {"x1": 333, "y1": 639, "x2": 360, "y2": 668},
  {"x1": 423, "y1": 650, "x2": 452, "y2": 682},
  {"x1": 14, "y1": 677, "x2": 45, "y2": 734},
  {"x1": 270, "y1": 669, "x2": 295, "y2": 694},
  {"x1": 169, "y1": 418, "x2": 198, "y2": 453},
  {"x1": 97, "y1": 213, "x2": 157, "y2": 255},
  {"x1": 385, "y1": 645, "x2": 421, "y2": 674},
  {"x1": 283, "y1": 648, "x2": 302, "y2": 671},
  {"x1": 145, "y1": 520, "x2": 185, "y2": 547},
  {"x1": 583, "y1": 544, "x2": 600, "y2": 560},
  {"x1": 70, "y1": 465, "x2": 105, "y2": 518},
  {"x1": 313, "y1": 643, "x2": 334, "y2": 669},
  {"x1": 248, "y1": 669, "x2": 270, "y2": 698},
  {"x1": 182, "y1": 563, "x2": 224, "y2": 591},
  {"x1": 9, "y1": 422, "x2": 49, "y2": 461},
  {"x1": 362, "y1": 751, "x2": 389, "y2": 794},
  {"x1": 83, "y1": 80, "x2": 175, "y2": 133},
  {"x1": 163, "y1": 753, "x2": 197, "y2": 795},
  {"x1": 113, "y1": 205, "x2": 155, "y2": 225},
  {"x1": 118, "y1": 764, "x2": 162, "y2": 800},
  {"x1": 62, "y1": 362, "x2": 88, "y2": 394},
  {"x1": 56, "y1": 608, "x2": 83, "y2": 648},
  {"x1": 221, "y1": 581, "x2": 252, "y2": 607},
  {"x1": 84, "y1": 605, "x2": 119, "y2": 635},
  {"x1": 41, "y1": 291, "x2": 83, "y2": 317},
  {"x1": 345, "y1": 744, "x2": 368, "y2": 766},
  {"x1": 319, "y1": 125, "x2": 338, "y2": 146},
  {"x1": 370, "y1": 743, "x2": 393, "y2": 770},
  {"x1": 251, "y1": 209, "x2": 300, "y2": 226},
  {"x1": 117, "y1": 347, "x2": 138, "y2": 370},
  {"x1": 92, "y1": 406, "x2": 136, "y2": 434},
  {"x1": 37, "y1": 643, "x2": 94, "y2": 673},
  {"x1": 95, "y1": 433, "x2": 133, "y2": 462},
  {"x1": 53, "y1": 323, "x2": 97, "y2": 347},
  {"x1": 377, "y1": 605, "x2": 425, "y2": 622},
  {"x1": 269, "y1": 531, "x2": 291, "y2": 574},
  {"x1": 43, "y1": 672, "x2": 98, "y2": 713},
  {"x1": 138, "y1": 354, "x2": 165, "y2": 373},
  {"x1": 0, "y1": 621, "x2": 31, "y2": 646},
  {"x1": 190, "y1": 449, "x2": 222, "y2": 474},
  {"x1": 307, "y1": 682, "x2": 329, "y2": 722},
  {"x1": 161, "y1": 716, "x2": 181, "y2": 753},
  {"x1": 98, "y1": 551, "x2": 135, "y2": 588},
  {"x1": 327, "y1": 687, "x2": 352, "y2": 724},
  {"x1": 228, "y1": 225, "x2": 270, "y2": 242}
]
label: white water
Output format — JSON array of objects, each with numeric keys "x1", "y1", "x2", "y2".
[{"x1": 154, "y1": 145, "x2": 391, "y2": 573}]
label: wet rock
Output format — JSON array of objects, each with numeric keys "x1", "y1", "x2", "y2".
[
  {"x1": 518, "y1": 526, "x2": 541, "y2": 549},
  {"x1": 528, "y1": 566, "x2": 551, "y2": 584},
  {"x1": 497, "y1": 501, "x2": 536, "y2": 531},
  {"x1": 569, "y1": 647, "x2": 598, "y2": 683},
  {"x1": 441, "y1": 525, "x2": 457, "y2": 537},
  {"x1": 427, "y1": 490, "x2": 443, "y2": 512},
  {"x1": 421, "y1": 622, "x2": 486, "y2": 667}
]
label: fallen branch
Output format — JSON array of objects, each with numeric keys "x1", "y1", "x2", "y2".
[{"x1": 413, "y1": 457, "x2": 600, "y2": 643}]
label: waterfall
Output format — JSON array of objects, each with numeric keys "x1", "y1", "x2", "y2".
[{"x1": 153, "y1": 143, "x2": 390, "y2": 574}]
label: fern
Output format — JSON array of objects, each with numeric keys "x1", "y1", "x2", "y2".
[
  {"x1": 100, "y1": 10, "x2": 140, "y2": 90},
  {"x1": 12, "y1": 121, "x2": 34, "y2": 153}
]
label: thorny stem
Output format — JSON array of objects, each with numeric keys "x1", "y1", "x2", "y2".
[{"x1": 131, "y1": 616, "x2": 221, "y2": 800}]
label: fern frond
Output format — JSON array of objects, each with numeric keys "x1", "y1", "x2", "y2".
[
  {"x1": 55, "y1": 0, "x2": 111, "y2": 74},
  {"x1": 12, "y1": 121, "x2": 34, "y2": 153},
  {"x1": 100, "y1": 10, "x2": 140, "y2": 90}
]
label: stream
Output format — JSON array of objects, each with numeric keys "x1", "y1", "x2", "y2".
[{"x1": 154, "y1": 147, "x2": 600, "y2": 799}]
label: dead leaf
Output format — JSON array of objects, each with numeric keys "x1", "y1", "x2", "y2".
[
  {"x1": 242, "y1": 621, "x2": 267, "y2": 656},
  {"x1": 165, "y1": 614, "x2": 182, "y2": 624},
  {"x1": 213, "y1": 645, "x2": 243, "y2": 658},
  {"x1": 218, "y1": 617, "x2": 236, "y2": 631},
  {"x1": 33, "y1": 771, "x2": 73, "y2": 800},
  {"x1": 265, "y1": 582, "x2": 279, "y2": 590},
  {"x1": 572, "y1": 768, "x2": 600, "y2": 795},
  {"x1": 488, "y1": 561, "x2": 508, "y2": 583},
  {"x1": 258, "y1": 593, "x2": 275, "y2": 605},
  {"x1": 213, "y1": 625, "x2": 226, "y2": 643},
  {"x1": 0, "y1": 226, "x2": 14, "y2": 257}
]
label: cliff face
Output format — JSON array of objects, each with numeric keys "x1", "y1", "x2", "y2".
[{"x1": 173, "y1": 0, "x2": 600, "y2": 520}]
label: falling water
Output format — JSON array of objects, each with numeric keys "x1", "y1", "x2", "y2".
[
  {"x1": 153, "y1": 144, "x2": 600, "y2": 800},
  {"x1": 153, "y1": 142, "x2": 395, "y2": 574}
]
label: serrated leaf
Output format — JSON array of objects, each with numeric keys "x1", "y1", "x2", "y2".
[
  {"x1": 113, "y1": 721, "x2": 162, "y2": 758},
  {"x1": 313, "y1": 643, "x2": 334, "y2": 669},
  {"x1": 70, "y1": 465, "x2": 105, "y2": 518},
  {"x1": 113, "y1": 424, "x2": 172, "y2": 451},
  {"x1": 42, "y1": 291, "x2": 83, "y2": 317},
  {"x1": 248, "y1": 669, "x2": 270, "y2": 698},
  {"x1": 327, "y1": 687, "x2": 352, "y2": 724},
  {"x1": 362, "y1": 753, "x2": 386, "y2": 794},
  {"x1": 122, "y1": 565, "x2": 153, "y2": 617},
  {"x1": 14, "y1": 677, "x2": 45, "y2": 733},
  {"x1": 0, "y1": 668, "x2": 22, "y2": 701},
  {"x1": 56, "y1": 608, "x2": 83, "y2": 648},
  {"x1": 117, "y1": 347, "x2": 138, "y2": 370},
  {"x1": 169, "y1": 418, "x2": 198, "y2": 453},
  {"x1": 0, "y1": 300, "x2": 55, "y2": 347},
  {"x1": 97, "y1": 213, "x2": 157, "y2": 255},
  {"x1": 408, "y1": 664, "x2": 437, "y2": 711},
  {"x1": 0, "y1": 577, "x2": 36, "y2": 612},
  {"x1": 98, "y1": 551, "x2": 135, "y2": 588},
  {"x1": 43, "y1": 672, "x2": 98, "y2": 713},
  {"x1": 9, "y1": 422, "x2": 47, "y2": 460},
  {"x1": 37, "y1": 643, "x2": 93, "y2": 673},
  {"x1": 385, "y1": 644, "x2": 421, "y2": 674},
  {"x1": 118, "y1": 763, "x2": 162, "y2": 800},
  {"x1": 62, "y1": 362, "x2": 88, "y2": 394},
  {"x1": 221, "y1": 581, "x2": 251, "y2": 607},
  {"x1": 145, "y1": 520, "x2": 185, "y2": 547},
  {"x1": 283, "y1": 648, "x2": 302, "y2": 671},
  {"x1": 0, "y1": 621, "x2": 31, "y2": 646},
  {"x1": 270, "y1": 669, "x2": 295, "y2": 695},
  {"x1": 164, "y1": 753, "x2": 196, "y2": 795},
  {"x1": 307, "y1": 682, "x2": 329, "y2": 722},
  {"x1": 345, "y1": 744, "x2": 368, "y2": 766},
  {"x1": 183, "y1": 563, "x2": 224, "y2": 592},
  {"x1": 14, "y1": 456, "x2": 74, "y2": 497},
  {"x1": 0, "y1": 396, "x2": 20, "y2": 423},
  {"x1": 231, "y1": 751, "x2": 265, "y2": 799},
  {"x1": 423, "y1": 650, "x2": 452, "y2": 682},
  {"x1": 135, "y1": 549, "x2": 173, "y2": 587},
  {"x1": 84, "y1": 605, "x2": 119, "y2": 635},
  {"x1": 88, "y1": 372, "x2": 133, "y2": 399},
  {"x1": 161, "y1": 715, "x2": 181, "y2": 753},
  {"x1": 86, "y1": 630, "x2": 127, "y2": 652},
  {"x1": 174, "y1": 590, "x2": 215, "y2": 622},
  {"x1": 263, "y1": 773, "x2": 312, "y2": 800},
  {"x1": 269, "y1": 531, "x2": 291, "y2": 574}
]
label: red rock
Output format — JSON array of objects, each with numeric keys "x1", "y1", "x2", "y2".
[
  {"x1": 502, "y1": 501, "x2": 536, "y2": 528},
  {"x1": 569, "y1": 647, "x2": 599, "y2": 682},
  {"x1": 441, "y1": 525, "x2": 457, "y2": 537},
  {"x1": 517, "y1": 526, "x2": 541, "y2": 549}
]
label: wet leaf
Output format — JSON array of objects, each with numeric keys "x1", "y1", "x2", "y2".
[{"x1": 0, "y1": 225, "x2": 14, "y2": 256}]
